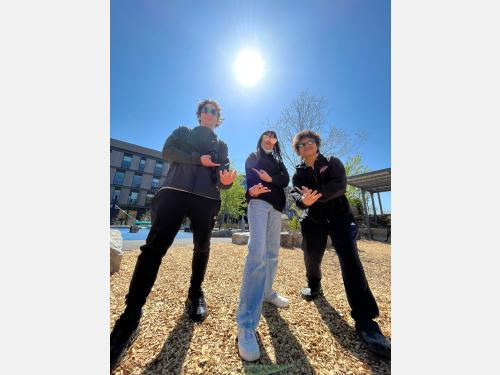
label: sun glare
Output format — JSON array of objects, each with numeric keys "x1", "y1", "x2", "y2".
[{"x1": 234, "y1": 49, "x2": 264, "y2": 86}]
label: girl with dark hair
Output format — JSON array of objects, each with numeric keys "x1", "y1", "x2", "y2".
[{"x1": 236, "y1": 130, "x2": 290, "y2": 361}]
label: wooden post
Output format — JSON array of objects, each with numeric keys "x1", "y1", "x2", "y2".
[
  {"x1": 370, "y1": 192, "x2": 378, "y2": 225},
  {"x1": 361, "y1": 190, "x2": 372, "y2": 239},
  {"x1": 377, "y1": 192, "x2": 384, "y2": 215}
]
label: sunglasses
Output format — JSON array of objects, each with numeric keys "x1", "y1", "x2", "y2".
[
  {"x1": 201, "y1": 107, "x2": 219, "y2": 116},
  {"x1": 298, "y1": 140, "x2": 315, "y2": 148}
]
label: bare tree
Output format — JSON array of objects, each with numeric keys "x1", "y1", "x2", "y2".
[{"x1": 267, "y1": 91, "x2": 367, "y2": 172}]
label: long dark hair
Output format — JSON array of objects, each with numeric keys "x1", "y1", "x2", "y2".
[{"x1": 256, "y1": 130, "x2": 283, "y2": 164}]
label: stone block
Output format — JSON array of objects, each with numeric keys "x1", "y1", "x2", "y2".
[
  {"x1": 232, "y1": 232, "x2": 250, "y2": 245},
  {"x1": 292, "y1": 233, "x2": 303, "y2": 248},
  {"x1": 280, "y1": 232, "x2": 293, "y2": 248},
  {"x1": 110, "y1": 230, "x2": 123, "y2": 274}
]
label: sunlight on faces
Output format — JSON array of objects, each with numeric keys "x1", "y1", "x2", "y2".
[
  {"x1": 298, "y1": 138, "x2": 317, "y2": 158},
  {"x1": 234, "y1": 49, "x2": 264, "y2": 86},
  {"x1": 261, "y1": 133, "x2": 277, "y2": 151},
  {"x1": 199, "y1": 104, "x2": 219, "y2": 128}
]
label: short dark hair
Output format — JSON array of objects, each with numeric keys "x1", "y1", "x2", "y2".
[
  {"x1": 292, "y1": 130, "x2": 321, "y2": 154},
  {"x1": 196, "y1": 99, "x2": 223, "y2": 127}
]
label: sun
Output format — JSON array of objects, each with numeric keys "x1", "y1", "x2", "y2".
[{"x1": 234, "y1": 49, "x2": 264, "y2": 86}]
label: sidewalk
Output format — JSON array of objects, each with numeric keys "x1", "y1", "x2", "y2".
[{"x1": 122, "y1": 237, "x2": 232, "y2": 251}]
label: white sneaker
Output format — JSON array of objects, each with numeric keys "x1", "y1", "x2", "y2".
[
  {"x1": 264, "y1": 292, "x2": 290, "y2": 308},
  {"x1": 237, "y1": 328, "x2": 260, "y2": 361}
]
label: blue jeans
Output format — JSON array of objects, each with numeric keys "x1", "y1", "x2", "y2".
[{"x1": 236, "y1": 199, "x2": 282, "y2": 330}]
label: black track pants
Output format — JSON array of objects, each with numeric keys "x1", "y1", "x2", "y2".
[
  {"x1": 124, "y1": 189, "x2": 220, "y2": 312},
  {"x1": 301, "y1": 215, "x2": 379, "y2": 323}
]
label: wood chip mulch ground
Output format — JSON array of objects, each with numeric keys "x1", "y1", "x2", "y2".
[{"x1": 110, "y1": 240, "x2": 391, "y2": 375}]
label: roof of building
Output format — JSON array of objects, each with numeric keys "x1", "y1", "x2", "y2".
[
  {"x1": 347, "y1": 168, "x2": 391, "y2": 193},
  {"x1": 111, "y1": 138, "x2": 162, "y2": 159}
]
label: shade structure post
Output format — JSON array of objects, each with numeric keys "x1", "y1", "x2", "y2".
[
  {"x1": 361, "y1": 189, "x2": 372, "y2": 239},
  {"x1": 370, "y1": 191, "x2": 378, "y2": 225},
  {"x1": 377, "y1": 192, "x2": 384, "y2": 215}
]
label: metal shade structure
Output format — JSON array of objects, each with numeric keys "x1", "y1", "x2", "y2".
[
  {"x1": 347, "y1": 168, "x2": 391, "y2": 193},
  {"x1": 347, "y1": 168, "x2": 391, "y2": 240}
]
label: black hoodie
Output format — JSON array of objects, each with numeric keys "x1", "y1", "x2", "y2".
[
  {"x1": 245, "y1": 151, "x2": 290, "y2": 212},
  {"x1": 161, "y1": 125, "x2": 232, "y2": 200},
  {"x1": 290, "y1": 153, "x2": 352, "y2": 223}
]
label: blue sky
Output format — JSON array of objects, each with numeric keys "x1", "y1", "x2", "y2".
[{"x1": 111, "y1": 0, "x2": 391, "y2": 212}]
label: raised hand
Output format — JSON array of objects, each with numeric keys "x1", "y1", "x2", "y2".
[
  {"x1": 299, "y1": 186, "x2": 322, "y2": 206},
  {"x1": 219, "y1": 169, "x2": 237, "y2": 185},
  {"x1": 252, "y1": 168, "x2": 272, "y2": 183},
  {"x1": 248, "y1": 183, "x2": 271, "y2": 197},
  {"x1": 200, "y1": 154, "x2": 221, "y2": 167}
]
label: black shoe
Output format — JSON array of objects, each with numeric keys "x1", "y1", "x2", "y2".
[
  {"x1": 185, "y1": 290, "x2": 208, "y2": 322},
  {"x1": 110, "y1": 309, "x2": 142, "y2": 370},
  {"x1": 356, "y1": 320, "x2": 391, "y2": 359},
  {"x1": 300, "y1": 286, "x2": 323, "y2": 301}
]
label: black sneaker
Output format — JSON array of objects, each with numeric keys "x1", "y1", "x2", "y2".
[
  {"x1": 300, "y1": 286, "x2": 323, "y2": 301},
  {"x1": 110, "y1": 309, "x2": 142, "y2": 370},
  {"x1": 356, "y1": 320, "x2": 391, "y2": 359},
  {"x1": 185, "y1": 290, "x2": 208, "y2": 322}
]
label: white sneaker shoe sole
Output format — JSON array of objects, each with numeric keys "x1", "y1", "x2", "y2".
[
  {"x1": 237, "y1": 328, "x2": 261, "y2": 361},
  {"x1": 264, "y1": 295, "x2": 290, "y2": 308},
  {"x1": 238, "y1": 345, "x2": 260, "y2": 361}
]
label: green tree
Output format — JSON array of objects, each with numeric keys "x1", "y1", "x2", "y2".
[
  {"x1": 344, "y1": 154, "x2": 371, "y2": 214},
  {"x1": 139, "y1": 210, "x2": 151, "y2": 222},
  {"x1": 219, "y1": 174, "x2": 247, "y2": 229},
  {"x1": 286, "y1": 203, "x2": 302, "y2": 233}
]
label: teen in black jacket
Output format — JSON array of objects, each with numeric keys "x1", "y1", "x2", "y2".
[
  {"x1": 290, "y1": 130, "x2": 391, "y2": 359},
  {"x1": 110, "y1": 99, "x2": 236, "y2": 370}
]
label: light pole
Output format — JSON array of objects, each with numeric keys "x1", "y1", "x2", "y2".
[
  {"x1": 110, "y1": 196, "x2": 118, "y2": 225},
  {"x1": 126, "y1": 194, "x2": 132, "y2": 226}
]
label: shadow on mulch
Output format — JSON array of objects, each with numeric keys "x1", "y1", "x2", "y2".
[
  {"x1": 239, "y1": 304, "x2": 316, "y2": 375},
  {"x1": 141, "y1": 310, "x2": 195, "y2": 375},
  {"x1": 313, "y1": 296, "x2": 390, "y2": 375}
]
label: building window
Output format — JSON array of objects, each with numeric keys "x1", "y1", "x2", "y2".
[
  {"x1": 112, "y1": 188, "x2": 121, "y2": 203},
  {"x1": 145, "y1": 193, "x2": 154, "y2": 206},
  {"x1": 139, "y1": 158, "x2": 146, "y2": 172},
  {"x1": 151, "y1": 177, "x2": 160, "y2": 189},
  {"x1": 131, "y1": 174, "x2": 142, "y2": 188},
  {"x1": 121, "y1": 154, "x2": 132, "y2": 169},
  {"x1": 113, "y1": 171, "x2": 125, "y2": 186},
  {"x1": 128, "y1": 191, "x2": 139, "y2": 205},
  {"x1": 154, "y1": 161, "x2": 163, "y2": 176}
]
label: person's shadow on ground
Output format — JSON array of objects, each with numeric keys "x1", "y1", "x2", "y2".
[
  {"x1": 239, "y1": 304, "x2": 316, "y2": 375},
  {"x1": 141, "y1": 309, "x2": 195, "y2": 375},
  {"x1": 313, "y1": 295, "x2": 391, "y2": 374}
]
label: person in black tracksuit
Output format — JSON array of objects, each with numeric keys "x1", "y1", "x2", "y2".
[
  {"x1": 110, "y1": 99, "x2": 237, "y2": 370},
  {"x1": 290, "y1": 130, "x2": 391, "y2": 359}
]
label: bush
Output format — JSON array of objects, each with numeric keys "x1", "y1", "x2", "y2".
[{"x1": 288, "y1": 215, "x2": 300, "y2": 233}]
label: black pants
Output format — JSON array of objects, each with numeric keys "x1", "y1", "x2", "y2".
[
  {"x1": 301, "y1": 214, "x2": 379, "y2": 323},
  {"x1": 124, "y1": 189, "x2": 221, "y2": 312}
]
